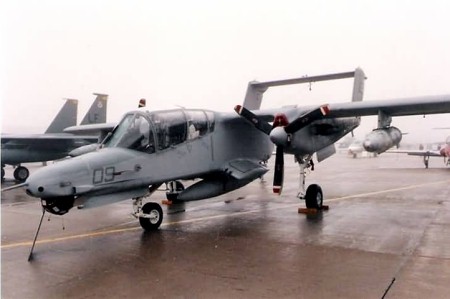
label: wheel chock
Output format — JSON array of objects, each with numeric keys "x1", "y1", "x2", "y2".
[
  {"x1": 161, "y1": 199, "x2": 173, "y2": 206},
  {"x1": 298, "y1": 205, "x2": 329, "y2": 215}
]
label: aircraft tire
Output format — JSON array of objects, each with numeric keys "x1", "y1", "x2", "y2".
[
  {"x1": 139, "y1": 202, "x2": 163, "y2": 231},
  {"x1": 1, "y1": 167, "x2": 5, "y2": 181},
  {"x1": 13, "y1": 166, "x2": 29, "y2": 182},
  {"x1": 305, "y1": 184, "x2": 323, "y2": 209}
]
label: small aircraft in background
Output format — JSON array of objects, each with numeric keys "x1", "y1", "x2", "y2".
[
  {"x1": 347, "y1": 139, "x2": 376, "y2": 158},
  {"x1": 1, "y1": 93, "x2": 108, "y2": 181},
  {"x1": 4, "y1": 68, "x2": 450, "y2": 260},
  {"x1": 388, "y1": 135, "x2": 450, "y2": 168}
]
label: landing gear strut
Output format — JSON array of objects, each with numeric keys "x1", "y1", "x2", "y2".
[
  {"x1": 423, "y1": 155, "x2": 430, "y2": 169},
  {"x1": 165, "y1": 180, "x2": 185, "y2": 201},
  {"x1": 296, "y1": 155, "x2": 325, "y2": 211}
]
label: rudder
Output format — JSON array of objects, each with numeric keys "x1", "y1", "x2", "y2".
[{"x1": 80, "y1": 93, "x2": 108, "y2": 125}]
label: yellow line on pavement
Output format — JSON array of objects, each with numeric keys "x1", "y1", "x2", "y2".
[{"x1": 2, "y1": 179, "x2": 449, "y2": 249}]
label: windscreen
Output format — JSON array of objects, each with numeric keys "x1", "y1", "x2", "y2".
[{"x1": 105, "y1": 113, "x2": 155, "y2": 153}]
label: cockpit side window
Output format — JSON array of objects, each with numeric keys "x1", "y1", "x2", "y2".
[
  {"x1": 150, "y1": 111, "x2": 187, "y2": 150},
  {"x1": 185, "y1": 110, "x2": 209, "y2": 140},
  {"x1": 105, "y1": 113, "x2": 155, "y2": 153}
]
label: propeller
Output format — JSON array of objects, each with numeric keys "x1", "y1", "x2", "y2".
[{"x1": 234, "y1": 104, "x2": 330, "y2": 194}]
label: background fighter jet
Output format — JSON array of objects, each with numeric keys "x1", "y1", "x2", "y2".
[
  {"x1": 10, "y1": 69, "x2": 450, "y2": 237},
  {"x1": 1, "y1": 93, "x2": 108, "y2": 181}
]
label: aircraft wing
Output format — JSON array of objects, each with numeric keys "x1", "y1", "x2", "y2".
[
  {"x1": 252, "y1": 95, "x2": 450, "y2": 121},
  {"x1": 1, "y1": 133, "x2": 98, "y2": 143},
  {"x1": 387, "y1": 149, "x2": 443, "y2": 157},
  {"x1": 326, "y1": 95, "x2": 450, "y2": 118},
  {"x1": 1, "y1": 134, "x2": 99, "y2": 165},
  {"x1": 1, "y1": 134, "x2": 99, "y2": 152}
]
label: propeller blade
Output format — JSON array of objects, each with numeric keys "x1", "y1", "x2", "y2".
[
  {"x1": 234, "y1": 105, "x2": 273, "y2": 134},
  {"x1": 273, "y1": 146, "x2": 284, "y2": 194},
  {"x1": 284, "y1": 104, "x2": 330, "y2": 134}
]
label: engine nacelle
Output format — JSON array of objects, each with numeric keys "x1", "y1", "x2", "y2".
[{"x1": 363, "y1": 127, "x2": 402, "y2": 154}]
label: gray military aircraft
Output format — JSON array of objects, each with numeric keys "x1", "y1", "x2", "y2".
[
  {"x1": 1, "y1": 93, "x2": 108, "y2": 181},
  {"x1": 388, "y1": 135, "x2": 450, "y2": 168},
  {"x1": 8, "y1": 68, "x2": 450, "y2": 242}
]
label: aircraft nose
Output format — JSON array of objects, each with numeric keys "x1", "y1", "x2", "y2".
[
  {"x1": 26, "y1": 171, "x2": 75, "y2": 198},
  {"x1": 25, "y1": 159, "x2": 90, "y2": 198}
]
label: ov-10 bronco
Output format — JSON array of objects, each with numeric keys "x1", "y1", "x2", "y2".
[{"x1": 5, "y1": 68, "x2": 450, "y2": 259}]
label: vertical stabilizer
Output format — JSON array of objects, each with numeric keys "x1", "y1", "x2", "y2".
[
  {"x1": 352, "y1": 67, "x2": 366, "y2": 102},
  {"x1": 45, "y1": 99, "x2": 78, "y2": 133},
  {"x1": 80, "y1": 93, "x2": 108, "y2": 125},
  {"x1": 242, "y1": 81, "x2": 268, "y2": 110}
]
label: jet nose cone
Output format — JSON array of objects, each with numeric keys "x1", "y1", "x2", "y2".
[{"x1": 269, "y1": 127, "x2": 289, "y2": 147}]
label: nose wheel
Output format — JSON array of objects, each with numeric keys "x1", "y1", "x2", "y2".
[{"x1": 138, "y1": 202, "x2": 163, "y2": 231}]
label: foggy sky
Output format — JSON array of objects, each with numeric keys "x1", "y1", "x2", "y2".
[{"x1": 1, "y1": 0, "x2": 449, "y2": 144}]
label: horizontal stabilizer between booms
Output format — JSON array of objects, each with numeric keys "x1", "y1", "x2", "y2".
[{"x1": 243, "y1": 68, "x2": 364, "y2": 110}]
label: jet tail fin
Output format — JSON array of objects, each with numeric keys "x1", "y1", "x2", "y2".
[
  {"x1": 242, "y1": 68, "x2": 365, "y2": 110},
  {"x1": 80, "y1": 93, "x2": 108, "y2": 125},
  {"x1": 44, "y1": 99, "x2": 78, "y2": 133}
]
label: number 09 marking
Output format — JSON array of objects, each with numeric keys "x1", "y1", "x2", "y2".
[{"x1": 93, "y1": 167, "x2": 115, "y2": 184}]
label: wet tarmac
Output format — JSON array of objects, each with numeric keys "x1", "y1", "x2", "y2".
[{"x1": 2, "y1": 153, "x2": 450, "y2": 299}]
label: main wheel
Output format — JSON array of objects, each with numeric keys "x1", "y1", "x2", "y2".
[
  {"x1": 13, "y1": 166, "x2": 29, "y2": 181},
  {"x1": 305, "y1": 184, "x2": 323, "y2": 209},
  {"x1": 139, "y1": 202, "x2": 163, "y2": 231}
]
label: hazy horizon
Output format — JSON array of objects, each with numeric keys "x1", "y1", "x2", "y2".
[{"x1": 1, "y1": 1, "x2": 449, "y2": 144}]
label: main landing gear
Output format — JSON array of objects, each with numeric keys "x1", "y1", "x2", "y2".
[
  {"x1": 295, "y1": 155, "x2": 327, "y2": 213},
  {"x1": 423, "y1": 155, "x2": 430, "y2": 169},
  {"x1": 14, "y1": 166, "x2": 30, "y2": 181},
  {"x1": 1, "y1": 165, "x2": 30, "y2": 181}
]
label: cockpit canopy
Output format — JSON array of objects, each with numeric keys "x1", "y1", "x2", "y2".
[{"x1": 105, "y1": 109, "x2": 214, "y2": 153}]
